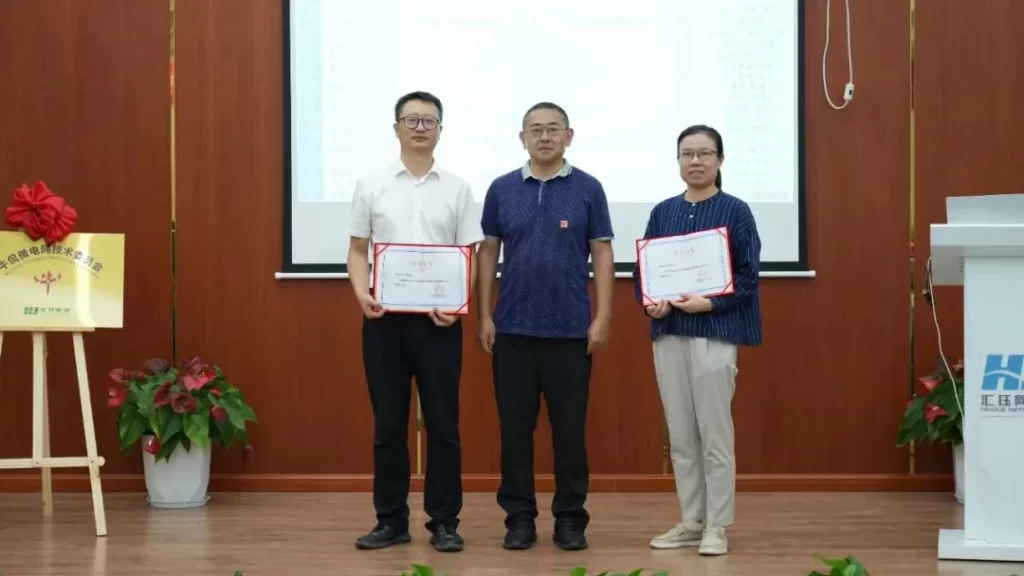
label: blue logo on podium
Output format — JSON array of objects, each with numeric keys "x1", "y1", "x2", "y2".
[{"x1": 981, "y1": 354, "x2": 1024, "y2": 416}]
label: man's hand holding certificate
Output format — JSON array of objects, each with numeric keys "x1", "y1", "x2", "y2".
[
  {"x1": 636, "y1": 227, "x2": 735, "y2": 308},
  {"x1": 372, "y1": 243, "x2": 473, "y2": 321}
]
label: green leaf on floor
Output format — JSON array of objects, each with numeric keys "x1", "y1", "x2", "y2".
[{"x1": 809, "y1": 554, "x2": 870, "y2": 576}]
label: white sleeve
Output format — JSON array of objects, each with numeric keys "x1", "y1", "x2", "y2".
[
  {"x1": 349, "y1": 179, "x2": 372, "y2": 239},
  {"x1": 454, "y1": 184, "x2": 484, "y2": 246}
]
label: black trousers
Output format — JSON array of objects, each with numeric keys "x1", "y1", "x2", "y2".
[
  {"x1": 492, "y1": 333, "x2": 592, "y2": 528},
  {"x1": 362, "y1": 313, "x2": 463, "y2": 533}
]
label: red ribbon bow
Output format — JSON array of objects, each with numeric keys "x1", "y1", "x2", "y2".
[{"x1": 5, "y1": 181, "x2": 77, "y2": 244}]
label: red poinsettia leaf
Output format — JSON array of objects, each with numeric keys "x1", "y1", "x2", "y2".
[
  {"x1": 918, "y1": 376, "x2": 940, "y2": 396},
  {"x1": 108, "y1": 369, "x2": 130, "y2": 384},
  {"x1": 198, "y1": 368, "x2": 216, "y2": 385},
  {"x1": 182, "y1": 368, "x2": 216, "y2": 391},
  {"x1": 180, "y1": 356, "x2": 203, "y2": 374},
  {"x1": 170, "y1": 392, "x2": 197, "y2": 415},
  {"x1": 143, "y1": 436, "x2": 161, "y2": 455},
  {"x1": 182, "y1": 375, "x2": 201, "y2": 391},
  {"x1": 153, "y1": 382, "x2": 173, "y2": 407},
  {"x1": 210, "y1": 406, "x2": 227, "y2": 422},
  {"x1": 107, "y1": 386, "x2": 128, "y2": 407},
  {"x1": 924, "y1": 403, "x2": 949, "y2": 424}
]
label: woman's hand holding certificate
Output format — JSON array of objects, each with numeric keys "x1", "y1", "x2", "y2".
[
  {"x1": 644, "y1": 294, "x2": 713, "y2": 317},
  {"x1": 371, "y1": 242, "x2": 473, "y2": 319},
  {"x1": 636, "y1": 227, "x2": 735, "y2": 307}
]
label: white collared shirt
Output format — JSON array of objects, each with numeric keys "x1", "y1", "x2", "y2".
[{"x1": 350, "y1": 159, "x2": 484, "y2": 247}]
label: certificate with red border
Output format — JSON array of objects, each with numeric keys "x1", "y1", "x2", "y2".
[
  {"x1": 371, "y1": 242, "x2": 473, "y2": 315},
  {"x1": 635, "y1": 227, "x2": 735, "y2": 306}
]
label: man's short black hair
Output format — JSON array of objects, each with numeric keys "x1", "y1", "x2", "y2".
[
  {"x1": 394, "y1": 91, "x2": 443, "y2": 121},
  {"x1": 522, "y1": 101, "x2": 569, "y2": 129}
]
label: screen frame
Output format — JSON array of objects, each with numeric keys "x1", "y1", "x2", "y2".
[{"x1": 280, "y1": 0, "x2": 808, "y2": 275}]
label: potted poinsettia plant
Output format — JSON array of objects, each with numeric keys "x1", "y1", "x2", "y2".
[
  {"x1": 107, "y1": 356, "x2": 256, "y2": 508},
  {"x1": 896, "y1": 357, "x2": 964, "y2": 503}
]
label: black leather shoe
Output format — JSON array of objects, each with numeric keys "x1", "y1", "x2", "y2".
[
  {"x1": 503, "y1": 522, "x2": 537, "y2": 550},
  {"x1": 355, "y1": 524, "x2": 412, "y2": 550},
  {"x1": 553, "y1": 518, "x2": 587, "y2": 551},
  {"x1": 430, "y1": 525, "x2": 465, "y2": 552}
]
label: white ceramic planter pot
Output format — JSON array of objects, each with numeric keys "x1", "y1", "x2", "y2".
[
  {"x1": 953, "y1": 442, "x2": 964, "y2": 505},
  {"x1": 142, "y1": 435, "x2": 212, "y2": 508}
]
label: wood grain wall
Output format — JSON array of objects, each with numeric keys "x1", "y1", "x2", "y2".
[
  {"x1": 0, "y1": 0, "x2": 171, "y2": 488},
  {"x1": 1, "y1": 0, "x2": 1018, "y2": 493},
  {"x1": 911, "y1": 0, "x2": 1024, "y2": 474}
]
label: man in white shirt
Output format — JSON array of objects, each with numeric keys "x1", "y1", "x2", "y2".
[{"x1": 348, "y1": 91, "x2": 483, "y2": 553}]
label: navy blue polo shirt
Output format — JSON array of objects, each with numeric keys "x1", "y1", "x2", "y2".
[
  {"x1": 631, "y1": 191, "x2": 763, "y2": 346},
  {"x1": 481, "y1": 161, "x2": 614, "y2": 339}
]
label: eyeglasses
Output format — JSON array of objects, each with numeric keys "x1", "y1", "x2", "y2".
[
  {"x1": 679, "y1": 149, "x2": 718, "y2": 162},
  {"x1": 527, "y1": 126, "x2": 565, "y2": 138},
  {"x1": 399, "y1": 115, "x2": 439, "y2": 130}
]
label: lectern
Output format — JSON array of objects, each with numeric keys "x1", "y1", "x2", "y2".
[{"x1": 930, "y1": 193, "x2": 1024, "y2": 561}]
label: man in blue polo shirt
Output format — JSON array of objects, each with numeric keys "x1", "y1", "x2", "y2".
[{"x1": 476, "y1": 102, "x2": 615, "y2": 551}]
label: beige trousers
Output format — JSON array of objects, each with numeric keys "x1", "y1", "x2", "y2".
[{"x1": 653, "y1": 335, "x2": 738, "y2": 528}]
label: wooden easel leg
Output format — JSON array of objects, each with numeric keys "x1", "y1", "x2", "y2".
[
  {"x1": 30, "y1": 333, "x2": 51, "y2": 516},
  {"x1": 72, "y1": 332, "x2": 107, "y2": 537},
  {"x1": 41, "y1": 334, "x2": 53, "y2": 516}
]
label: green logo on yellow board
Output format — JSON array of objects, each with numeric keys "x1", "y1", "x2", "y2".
[{"x1": 23, "y1": 306, "x2": 70, "y2": 315}]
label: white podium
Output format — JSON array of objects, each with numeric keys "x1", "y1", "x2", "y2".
[{"x1": 930, "y1": 193, "x2": 1024, "y2": 562}]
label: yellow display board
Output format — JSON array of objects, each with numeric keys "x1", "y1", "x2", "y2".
[{"x1": 0, "y1": 231, "x2": 125, "y2": 329}]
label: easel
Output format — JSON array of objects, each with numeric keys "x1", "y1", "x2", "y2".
[{"x1": 0, "y1": 327, "x2": 107, "y2": 537}]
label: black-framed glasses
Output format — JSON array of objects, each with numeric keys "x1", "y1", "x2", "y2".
[{"x1": 400, "y1": 115, "x2": 439, "y2": 130}]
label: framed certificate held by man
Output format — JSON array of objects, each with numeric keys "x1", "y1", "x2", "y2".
[
  {"x1": 371, "y1": 242, "x2": 473, "y2": 315},
  {"x1": 635, "y1": 227, "x2": 735, "y2": 306}
]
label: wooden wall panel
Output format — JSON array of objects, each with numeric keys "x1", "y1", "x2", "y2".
[
  {"x1": 733, "y1": 0, "x2": 911, "y2": 476},
  {"x1": 172, "y1": 0, "x2": 376, "y2": 475},
  {"x1": 0, "y1": 0, "x2": 172, "y2": 478},
  {"x1": 168, "y1": 0, "x2": 916, "y2": 489},
  {"x1": 911, "y1": 0, "x2": 1024, "y2": 474}
]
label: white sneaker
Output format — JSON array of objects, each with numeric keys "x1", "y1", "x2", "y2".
[
  {"x1": 697, "y1": 527, "x2": 728, "y2": 555},
  {"x1": 649, "y1": 522, "x2": 703, "y2": 549}
]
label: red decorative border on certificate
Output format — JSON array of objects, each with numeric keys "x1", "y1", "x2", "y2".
[
  {"x1": 371, "y1": 242, "x2": 473, "y2": 315},
  {"x1": 635, "y1": 226, "x2": 735, "y2": 307}
]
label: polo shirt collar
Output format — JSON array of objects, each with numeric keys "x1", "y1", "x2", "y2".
[{"x1": 521, "y1": 160, "x2": 572, "y2": 181}]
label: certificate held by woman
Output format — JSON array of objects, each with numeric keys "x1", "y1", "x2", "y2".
[{"x1": 635, "y1": 227, "x2": 735, "y2": 305}]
